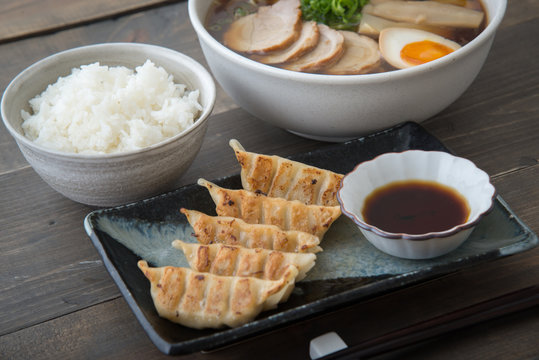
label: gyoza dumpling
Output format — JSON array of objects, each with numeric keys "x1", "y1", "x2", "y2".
[
  {"x1": 181, "y1": 208, "x2": 322, "y2": 253},
  {"x1": 230, "y1": 139, "x2": 343, "y2": 206},
  {"x1": 173, "y1": 240, "x2": 316, "y2": 281},
  {"x1": 138, "y1": 260, "x2": 298, "y2": 329},
  {"x1": 198, "y1": 179, "x2": 341, "y2": 240}
]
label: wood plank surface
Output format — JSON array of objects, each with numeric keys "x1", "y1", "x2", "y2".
[
  {"x1": 423, "y1": 17, "x2": 539, "y2": 177},
  {"x1": 0, "y1": 0, "x2": 531, "y2": 44},
  {"x1": 0, "y1": 0, "x2": 178, "y2": 43},
  {"x1": 0, "y1": 0, "x2": 538, "y2": 358},
  {"x1": 1, "y1": 106, "x2": 538, "y2": 358},
  {"x1": 500, "y1": 0, "x2": 539, "y2": 28},
  {"x1": 1, "y1": 245, "x2": 537, "y2": 359}
]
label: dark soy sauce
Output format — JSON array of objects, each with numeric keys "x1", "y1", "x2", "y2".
[{"x1": 362, "y1": 180, "x2": 470, "y2": 235}]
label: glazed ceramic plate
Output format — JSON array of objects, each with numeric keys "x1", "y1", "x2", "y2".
[{"x1": 84, "y1": 122, "x2": 537, "y2": 355}]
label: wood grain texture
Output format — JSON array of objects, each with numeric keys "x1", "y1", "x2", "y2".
[
  {"x1": 1, "y1": 247, "x2": 537, "y2": 359},
  {"x1": 0, "y1": 0, "x2": 538, "y2": 358},
  {"x1": 0, "y1": 167, "x2": 118, "y2": 336},
  {"x1": 0, "y1": 0, "x2": 178, "y2": 43},
  {"x1": 500, "y1": 0, "x2": 539, "y2": 28},
  {"x1": 423, "y1": 17, "x2": 539, "y2": 178},
  {"x1": 1, "y1": 107, "x2": 537, "y2": 358}
]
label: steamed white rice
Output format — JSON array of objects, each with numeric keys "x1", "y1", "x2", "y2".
[{"x1": 21, "y1": 60, "x2": 202, "y2": 154}]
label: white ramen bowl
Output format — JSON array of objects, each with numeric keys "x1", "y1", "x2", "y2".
[
  {"x1": 1, "y1": 43, "x2": 216, "y2": 207},
  {"x1": 337, "y1": 151, "x2": 496, "y2": 259},
  {"x1": 189, "y1": 0, "x2": 506, "y2": 141}
]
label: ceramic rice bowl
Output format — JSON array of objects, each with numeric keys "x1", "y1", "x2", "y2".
[{"x1": 1, "y1": 43, "x2": 216, "y2": 207}]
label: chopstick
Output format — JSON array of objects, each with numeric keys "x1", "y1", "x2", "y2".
[{"x1": 321, "y1": 285, "x2": 539, "y2": 359}]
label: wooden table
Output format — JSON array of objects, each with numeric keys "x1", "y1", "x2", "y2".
[{"x1": 1, "y1": 1, "x2": 538, "y2": 358}]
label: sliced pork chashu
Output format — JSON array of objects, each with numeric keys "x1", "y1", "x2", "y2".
[
  {"x1": 251, "y1": 21, "x2": 320, "y2": 64},
  {"x1": 223, "y1": 0, "x2": 302, "y2": 54},
  {"x1": 283, "y1": 24, "x2": 345, "y2": 73},
  {"x1": 325, "y1": 31, "x2": 381, "y2": 75}
]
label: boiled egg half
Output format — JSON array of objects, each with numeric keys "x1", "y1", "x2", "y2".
[{"x1": 379, "y1": 27, "x2": 461, "y2": 69}]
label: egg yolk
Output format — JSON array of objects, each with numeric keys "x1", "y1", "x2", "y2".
[{"x1": 401, "y1": 40, "x2": 455, "y2": 66}]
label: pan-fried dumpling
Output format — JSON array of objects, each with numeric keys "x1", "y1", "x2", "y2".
[
  {"x1": 181, "y1": 208, "x2": 322, "y2": 253},
  {"x1": 198, "y1": 179, "x2": 341, "y2": 239},
  {"x1": 173, "y1": 240, "x2": 316, "y2": 281},
  {"x1": 138, "y1": 260, "x2": 298, "y2": 329},
  {"x1": 230, "y1": 139, "x2": 343, "y2": 206}
]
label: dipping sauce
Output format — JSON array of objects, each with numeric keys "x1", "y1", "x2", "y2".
[{"x1": 362, "y1": 180, "x2": 470, "y2": 235}]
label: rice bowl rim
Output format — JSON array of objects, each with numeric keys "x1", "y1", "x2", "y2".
[{"x1": 1, "y1": 43, "x2": 216, "y2": 160}]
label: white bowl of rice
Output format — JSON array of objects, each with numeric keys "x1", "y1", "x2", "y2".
[{"x1": 1, "y1": 43, "x2": 216, "y2": 206}]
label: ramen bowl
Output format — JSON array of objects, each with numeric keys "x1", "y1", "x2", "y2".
[
  {"x1": 337, "y1": 151, "x2": 496, "y2": 259},
  {"x1": 189, "y1": 0, "x2": 506, "y2": 141},
  {"x1": 1, "y1": 43, "x2": 216, "y2": 207}
]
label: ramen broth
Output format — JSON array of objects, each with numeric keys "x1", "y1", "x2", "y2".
[{"x1": 205, "y1": 0, "x2": 487, "y2": 74}]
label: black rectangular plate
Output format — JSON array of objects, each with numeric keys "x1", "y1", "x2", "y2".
[{"x1": 84, "y1": 122, "x2": 538, "y2": 355}]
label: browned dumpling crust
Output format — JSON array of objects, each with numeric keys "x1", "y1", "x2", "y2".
[
  {"x1": 173, "y1": 240, "x2": 316, "y2": 281},
  {"x1": 138, "y1": 260, "x2": 298, "y2": 329},
  {"x1": 181, "y1": 208, "x2": 322, "y2": 253},
  {"x1": 198, "y1": 178, "x2": 341, "y2": 239},
  {"x1": 229, "y1": 139, "x2": 343, "y2": 206}
]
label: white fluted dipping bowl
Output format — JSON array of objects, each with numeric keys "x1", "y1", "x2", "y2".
[
  {"x1": 337, "y1": 151, "x2": 496, "y2": 259},
  {"x1": 1, "y1": 43, "x2": 216, "y2": 207}
]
